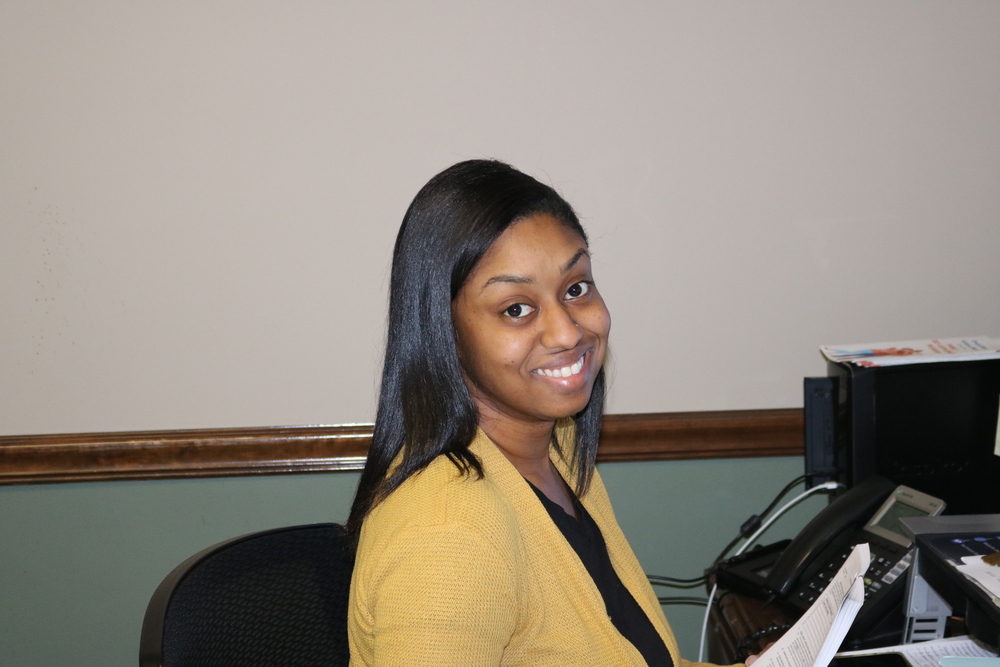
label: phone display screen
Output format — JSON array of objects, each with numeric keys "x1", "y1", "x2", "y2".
[
  {"x1": 872, "y1": 500, "x2": 929, "y2": 539},
  {"x1": 864, "y1": 485, "x2": 946, "y2": 547}
]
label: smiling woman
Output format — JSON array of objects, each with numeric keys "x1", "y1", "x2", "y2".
[
  {"x1": 346, "y1": 160, "x2": 743, "y2": 667},
  {"x1": 452, "y1": 214, "x2": 611, "y2": 518}
]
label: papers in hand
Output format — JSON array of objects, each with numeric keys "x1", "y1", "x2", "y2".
[{"x1": 751, "y1": 543, "x2": 869, "y2": 667}]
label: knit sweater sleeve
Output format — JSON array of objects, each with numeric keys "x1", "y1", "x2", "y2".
[{"x1": 358, "y1": 521, "x2": 520, "y2": 666}]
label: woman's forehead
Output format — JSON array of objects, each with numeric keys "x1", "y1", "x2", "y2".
[
  {"x1": 471, "y1": 214, "x2": 589, "y2": 286},
  {"x1": 484, "y1": 214, "x2": 587, "y2": 264}
]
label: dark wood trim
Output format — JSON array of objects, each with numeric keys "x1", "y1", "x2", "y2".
[
  {"x1": 0, "y1": 425, "x2": 373, "y2": 485},
  {"x1": 595, "y1": 409, "x2": 804, "y2": 462},
  {"x1": 0, "y1": 409, "x2": 803, "y2": 485}
]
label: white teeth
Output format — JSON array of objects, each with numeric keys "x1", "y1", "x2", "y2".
[{"x1": 538, "y1": 356, "x2": 585, "y2": 378}]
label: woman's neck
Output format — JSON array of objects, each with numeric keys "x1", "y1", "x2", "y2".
[{"x1": 479, "y1": 417, "x2": 579, "y2": 520}]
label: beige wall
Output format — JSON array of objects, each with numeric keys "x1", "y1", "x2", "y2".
[{"x1": 3, "y1": 2, "x2": 999, "y2": 436}]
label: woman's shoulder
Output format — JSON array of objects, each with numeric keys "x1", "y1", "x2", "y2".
[{"x1": 363, "y1": 446, "x2": 522, "y2": 543}]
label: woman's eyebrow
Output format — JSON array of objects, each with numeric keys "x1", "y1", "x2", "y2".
[
  {"x1": 562, "y1": 248, "x2": 589, "y2": 273},
  {"x1": 483, "y1": 274, "x2": 532, "y2": 288},
  {"x1": 481, "y1": 248, "x2": 590, "y2": 290}
]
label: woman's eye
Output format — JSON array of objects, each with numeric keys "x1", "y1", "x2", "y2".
[
  {"x1": 566, "y1": 281, "x2": 591, "y2": 299},
  {"x1": 504, "y1": 303, "x2": 535, "y2": 319}
]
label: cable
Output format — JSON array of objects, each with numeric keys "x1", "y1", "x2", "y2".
[
  {"x1": 648, "y1": 574, "x2": 706, "y2": 587},
  {"x1": 697, "y1": 481, "x2": 842, "y2": 662},
  {"x1": 657, "y1": 596, "x2": 709, "y2": 605},
  {"x1": 646, "y1": 474, "x2": 809, "y2": 593},
  {"x1": 735, "y1": 482, "x2": 842, "y2": 558},
  {"x1": 698, "y1": 581, "x2": 719, "y2": 663},
  {"x1": 735, "y1": 608, "x2": 791, "y2": 662},
  {"x1": 731, "y1": 593, "x2": 777, "y2": 659},
  {"x1": 711, "y1": 475, "x2": 808, "y2": 567},
  {"x1": 648, "y1": 476, "x2": 809, "y2": 592},
  {"x1": 757, "y1": 475, "x2": 809, "y2": 527}
]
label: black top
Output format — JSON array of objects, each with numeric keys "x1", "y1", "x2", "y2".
[{"x1": 527, "y1": 481, "x2": 674, "y2": 667}]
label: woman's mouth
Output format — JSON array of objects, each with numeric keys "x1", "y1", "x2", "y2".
[{"x1": 534, "y1": 354, "x2": 585, "y2": 379}]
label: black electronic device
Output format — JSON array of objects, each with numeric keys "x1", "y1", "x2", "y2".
[
  {"x1": 911, "y1": 522, "x2": 1000, "y2": 652},
  {"x1": 827, "y1": 357, "x2": 1000, "y2": 514},
  {"x1": 829, "y1": 655, "x2": 910, "y2": 667},
  {"x1": 714, "y1": 539, "x2": 790, "y2": 598},
  {"x1": 716, "y1": 476, "x2": 946, "y2": 648},
  {"x1": 804, "y1": 376, "x2": 839, "y2": 488}
]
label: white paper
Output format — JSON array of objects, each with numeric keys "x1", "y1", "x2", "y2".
[
  {"x1": 752, "y1": 543, "x2": 869, "y2": 667},
  {"x1": 956, "y1": 556, "x2": 1000, "y2": 603},
  {"x1": 836, "y1": 635, "x2": 998, "y2": 667}
]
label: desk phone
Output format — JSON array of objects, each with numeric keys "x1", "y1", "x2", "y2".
[{"x1": 779, "y1": 483, "x2": 946, "y2": 644}]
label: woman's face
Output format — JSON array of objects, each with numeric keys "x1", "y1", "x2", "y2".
[{"x1": 452, "y1": 213, "x2": 611, "y2": 431}]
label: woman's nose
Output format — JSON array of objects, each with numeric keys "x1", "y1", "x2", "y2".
[{"x1": 540, "y1": 305, "x2": 584, "y2": 350}]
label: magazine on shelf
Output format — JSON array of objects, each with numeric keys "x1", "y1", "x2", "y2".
[{"x1": 820, "y1": 336, "x2": 1000, "y2": 368}]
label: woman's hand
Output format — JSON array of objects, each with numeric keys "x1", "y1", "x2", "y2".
[{"x1": 744, "y1": 641, "x2": 775, "y2": 665}]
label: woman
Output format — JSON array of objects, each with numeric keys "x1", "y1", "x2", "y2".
[{"x1": 347, "y1": 160, "x2": 742, "y2": 666}]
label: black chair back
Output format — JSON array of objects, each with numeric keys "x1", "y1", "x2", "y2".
[{"x1": 139, "y1": 523, "x2": 353, "y2": 667}]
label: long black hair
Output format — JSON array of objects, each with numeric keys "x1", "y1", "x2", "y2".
[{"x1": 346, "y1": 159, "x2": 606, "y2": 539}]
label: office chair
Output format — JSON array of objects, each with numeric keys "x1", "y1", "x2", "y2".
[{"x1": 139, "y1": 523, "x2": 353, "y2": 667}]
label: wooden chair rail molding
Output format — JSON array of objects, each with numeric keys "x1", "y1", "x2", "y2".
[{"x1": 0, "y1": 409, "x2": 803, "y2": 486}]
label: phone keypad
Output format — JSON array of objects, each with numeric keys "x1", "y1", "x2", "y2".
[{"x1": 790, "y1": 533, "x2": 912, "y2": 611}]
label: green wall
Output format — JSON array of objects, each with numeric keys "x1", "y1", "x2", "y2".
[{"x1": 0, "y1": 456, "x2": 827, "y2": 666}]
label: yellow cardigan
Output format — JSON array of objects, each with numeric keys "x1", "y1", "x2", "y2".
[{"x1": 349, "y1": 427, "x2": 739, "y2": 666}]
